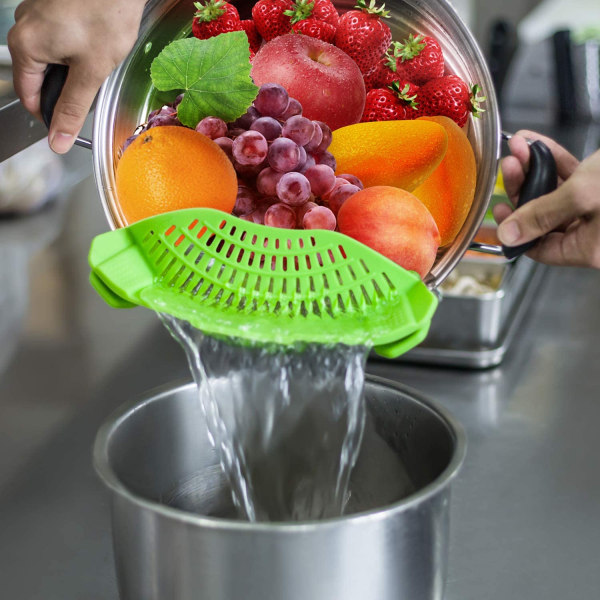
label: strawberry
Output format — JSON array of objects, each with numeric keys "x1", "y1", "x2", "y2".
[
  {"x1": 292, "y1": 18, "x2": 336, "y2": 43},
  {"x1": 284, "y1": 0, "x2": 340, "y2": 28},
  {"x1": 361, "y1": 81, "x2": 419, "y2": 122},
  {"x1": 252, "y1": 0, "x2": 294, "y2": 41},
  {"x1": 363, "y1": 49, "x2": 422, "y2": 90},
  {"x1": 192, "y1": 0, "x2": 243, "y2": 40},
  {"x1": 334, "y1": 0, "x2": 392, "y2": 76},
  {"x1": 241, "y1": 19, "x2": 263, "y2": 54},
  {"x1": 389, "y1": 34, "x2": 445, "y2": 85},
  {"x1": 415, "y1": 75, "x2": 486, "y2": 127}
]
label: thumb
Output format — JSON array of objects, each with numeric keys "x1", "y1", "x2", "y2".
[
  {"x1": 497, "y1": 186, "x2": 575, "y2": 247},
  {"x1": 48, "y1": 64, "x2": 104, "y2": 154}
]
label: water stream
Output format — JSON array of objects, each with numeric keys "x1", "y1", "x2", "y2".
[{"x1": 161, "y1": 314, "x2": 370, "y2": 522}]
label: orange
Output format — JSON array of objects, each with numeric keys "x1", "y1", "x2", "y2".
[
  {"x1": 328, "y1": 120, "x2": 448, "y2": 192},
  {"x1": 412, "y1": 116, "x2": 477, "y2": 246},
  {"x1": 115, "y1": 126, "x2": 237, "y2": 224}
]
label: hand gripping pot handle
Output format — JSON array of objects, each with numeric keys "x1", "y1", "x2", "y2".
[
  {"x1": 40, "y1": 63, "x2": 93, "y2": 150},
  {"x1": 470, "y1": 134, "x2": 558, "y2": 260}
]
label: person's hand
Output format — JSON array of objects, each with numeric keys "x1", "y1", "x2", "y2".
[
  {"x1": 494, "y1": 130, "x2": 600, "y2": 269},
  {"x1": 7, "y1": 0, "x2": 146, "y2": 154}
]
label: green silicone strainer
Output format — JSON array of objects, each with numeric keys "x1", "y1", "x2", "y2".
[{"x1": 88, "y1": 208, "x2": 438, "y2": 358}]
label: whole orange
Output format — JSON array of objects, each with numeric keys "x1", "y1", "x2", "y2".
[{"x1": 115, "y1": 126, "x2": 237, "y2": 224}]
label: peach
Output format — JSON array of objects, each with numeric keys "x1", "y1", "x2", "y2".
[
  {"x1": 337, "y1": 186, "x2": 440, "y2": 279},
  {"x1": 251, "y1": 34, "x2": 366, "y2": 131},
  {"x1": 412, "y1": 116, "x2": 477, "y2": 246}
]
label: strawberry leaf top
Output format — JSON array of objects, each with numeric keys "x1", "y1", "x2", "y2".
[
  {"x1": 385, "y1": 44, "x2": 397, "y2": 71},
  {"x1": 355, "y1": 0, "x2": 390, "y2": 18},
  {"x1": 393, "y1": 34, "x2": 427, "y2": 62},
  {"x1": 194, "y1": 0, "x2": 227, "y2": 22},
  {"x1": 470, "y1": 84, "x2": 486, "y2": 118},
  {"x1": 150, "y1": 32, "x2": 258, "y2": 127},
  {"x1": 283, "y1": 0, "x2": 316, "y2": 24},
  {"x1": 389, "y1": 80, "x2": 418, "y2": 109}
]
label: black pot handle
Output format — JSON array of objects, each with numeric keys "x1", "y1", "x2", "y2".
[
  {"x1": 40, "y1": 63, "x2": 93, "y2": 150},
  {"x1": 502, "y1": 139, "x2": 558, "y2": 259}
]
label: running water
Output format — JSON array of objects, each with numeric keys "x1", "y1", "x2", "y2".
[{"x1": 161, "y1": 314, "x2": 369, "y2": 522}]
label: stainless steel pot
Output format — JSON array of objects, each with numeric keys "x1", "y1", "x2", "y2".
[
  {"x1": 41, "y1": 0, "x2": 558, "y2": 283},
  {"x1": 94, "y1": 375, "x2": 466, "y2": 600}
]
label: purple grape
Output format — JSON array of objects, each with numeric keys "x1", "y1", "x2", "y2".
[
  {"x1": 313, "y1": 121, "x2": 333, "y2": 154},
  {"x1": 296, "y1": 201, "x2": 318, "y2": 227},
  {"x1": 280, "y1": 97, "x2": 303, "y2": 120},
  {"x1": 196, "y1": 116, "x2": 227, "y2": 139},
  {"x1": 233, "y1": 106, "x2": 260, "y2": 129},
  {"x1": 250, "y1": 116, "x2": 282, "y2": 141},
  {"x1": 214, "y1": 136, "x2": 234, "y2": 159},
  {"x1": 276, "y1": 172, "x2": 311, "y2": 207},
  {"x1": 316, "y1": 151, "x2": 337, "y2": 171},
  {"x1": 299, "y1": 153, "x2": 316, "y2": 173},
  {"x1": 282, "y1": 116, "x2": 315, "y2": 146},
  {"x1": 146, "y1": 113, "x2": 180, "y2": 128},
  {"x1": 228, "y1": 127, "x2": 246, "y2": 138},
  {"x1": 304, "y1": 123, "x2": 324, "y2": 152},
  {"x1": 264, "y1": 203, "x2": 296, "y2": 228},
  {"x1": 121, "y1": 134, "x2": 138, "y2": 153},
  {"x1": 234, "y1": 160, "x2": 265, "y2": 179},
  {"x1": 147, "y1": 108, "x2": 160, "y2": 121},
  {"x1": 303, "y1": 205, "x2": 336, "y2": 230},
  {"x1": 257, "y1": 167, "x2": 284, "y2": 196},
  {"x1": 268, "y1": 137, "x2": 301, "y2": 172},
  {"x1": 253, "y1": 83, "x2": 290, "y2": 118},
  {"x1": 234, "y1": 186, "x2": 259, "y2": 216},
  {"x1": 232, "y1": 130, "x2": 268, "y2": 166},
  {"x1": 327, "y1": 184, "x2": 360, "y2": 216},
  {"x1": 304, "y1": 164, "x2": 336, "y2": 197},
  {"x1": 173, "y1": 93, "x2": 185, "y2": 108},
  {"x1": 294, "y1": 146, "x2": 307, "y2": 171},
  {"x1": 338, "y1": 173, "x2": 364, "y2": 189}
]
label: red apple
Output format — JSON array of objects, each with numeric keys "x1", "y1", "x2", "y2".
[{"x1": 251, "y1": 34, "x2": 366, "y2": 131}]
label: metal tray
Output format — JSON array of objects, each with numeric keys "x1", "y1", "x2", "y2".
[{"x1": 381, "y1": 257, "x2": 547, "y2": 369}]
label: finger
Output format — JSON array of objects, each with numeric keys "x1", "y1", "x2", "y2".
[
  {"x1": 514, "y1": 129, "x2": 579, "y2": 180},
  {"x1": 526, "y1": 230, "x2": 592, "y2": 267},
  {"x1": 496, "y1": 186, "x2": 576, "y2": 247},
  {"x1": 507, "y1": 133, "x2": 531, "y2": 169},
  {"x1": 48, "y1": 64, "x2": 104, "y2": 153},
  {"x1": 500, "y1": 155, "x2": 525, "y2": 205},
  {"x1": 11, "y1": 62, "x2": 46, "y2": 119},
  {"x1": 492, "y1": 202, "x2": 513, "y2": 225}
]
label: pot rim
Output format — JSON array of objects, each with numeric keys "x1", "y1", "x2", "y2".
[{"x1": 93, "y1": 373, "x2": 466, "y2": 532}]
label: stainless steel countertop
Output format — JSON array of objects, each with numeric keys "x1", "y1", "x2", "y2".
[{"x1": 1, "y1": 144, "x2": 599, "y2": 598}]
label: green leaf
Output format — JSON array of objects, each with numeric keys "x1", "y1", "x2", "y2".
[{"x1": 150, "y1": 32, "x2": 258, "y2": 128}]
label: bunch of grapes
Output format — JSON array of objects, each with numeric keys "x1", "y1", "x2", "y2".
[{"x1": 211, "y1": 83, "x2": 364, "y2": 229}]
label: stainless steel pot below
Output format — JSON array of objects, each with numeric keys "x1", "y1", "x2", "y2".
[{"x1": 94, "y1": 375, "x2": 466, "y2": 600}]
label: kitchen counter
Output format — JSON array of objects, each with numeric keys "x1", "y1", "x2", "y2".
[{"x1": 1, "y1": 141, "x2": 599, "y2": 599}]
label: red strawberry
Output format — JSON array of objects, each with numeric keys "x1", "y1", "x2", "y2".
[
  {"x1": 284, "y1": 0, "x2": 340, "y2": 28},
  {"x1": 415, "y1": 75, "x2": 485, "y2": 127},
  {"x1": 192, "y1": 0, "x2": 243, "y2": 40},
  {"x1": 241, "y1": 19, "x2": 263, "y2": 54},
  {"x1": 334, "y1": 0, "x2": 392, "y2": 76},
  {"x1": 361, "y1": 81, "x2": 419, "y2": 122},
  {"x1": 363, "y1": 50, "x2": 422, "y2": 90},
  {"x1": 389, "y1": 34, "x2": 445, "y2": 85},
  {"x1": 252, "y1": 0, "x2": 294, "y2": 41},
  {"x1": 292, "y1": 18, "x2": 336, "y2": 43}
]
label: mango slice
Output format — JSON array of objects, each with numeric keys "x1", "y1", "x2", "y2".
[
  {"x1": 412, "y1": 116, "x2": 477, "y2": 247},
  {"x1": 329, "y1": 120, "x2": 448, "y2": 192}
]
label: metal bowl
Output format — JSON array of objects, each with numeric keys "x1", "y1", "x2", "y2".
[
  {"x1": 91, "y1": 0, "x2": 500, "y2": 288},
  {"x1": 94, "y1": 375, "x2": 466, "y2": 600}
]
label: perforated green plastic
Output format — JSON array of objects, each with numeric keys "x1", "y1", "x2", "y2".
[{"x1": 88, "y1": 208, "x2": 438, "y2": 357}]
